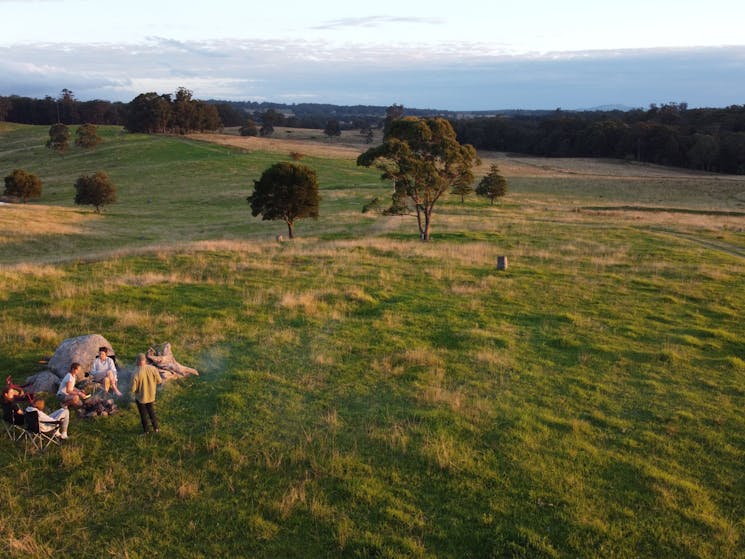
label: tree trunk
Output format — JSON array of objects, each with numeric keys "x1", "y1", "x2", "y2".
[
  {"x1": 415, "y1": 206, "x2": 425, "y2": 240},
  {"x1": 422, "y1": 210, "x2": 432, "y2": 241},
  {"x1": 287, "y1": 220, "x2": 295, "y2": 239}
]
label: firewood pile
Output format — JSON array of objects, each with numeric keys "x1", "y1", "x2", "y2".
[{"x1": 78, "y1": 396, "x2": 119, "y2": 419}]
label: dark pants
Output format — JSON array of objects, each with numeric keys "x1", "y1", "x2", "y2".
[{"x1": 136, "y1": 400, "x2": 159, "y2": 433}]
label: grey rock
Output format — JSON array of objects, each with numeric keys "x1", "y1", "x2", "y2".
[
  {"x1": 25, "y1": 370, "x2": 60, "y2": 394},
  {"x1": 48, "y1": 334, "x2": 115, "y2": 379}
]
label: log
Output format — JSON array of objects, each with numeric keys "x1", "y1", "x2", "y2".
[{"x1": 146, "y1": 342, "x2": 199, "y2": 378}]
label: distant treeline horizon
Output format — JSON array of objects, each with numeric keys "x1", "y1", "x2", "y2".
[{"x1": 2, "y1": 91, "x2": 744, "y2": 174}]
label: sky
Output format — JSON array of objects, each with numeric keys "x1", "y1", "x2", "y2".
[{"x1": 2, "y1": 0, "x2": 745, "y2": 110}]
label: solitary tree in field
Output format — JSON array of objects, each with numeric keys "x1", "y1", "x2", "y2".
[
  {"x1": 357, "y1": 116, "x2": 479, "y2": 241},
  {"x1": 74, "y1": 171, "x2": 117, "y2": 213},
  {"x1": 476, "y1": 164, "x2": 508, "y2": 205},
  {"x1": 4, "y1": 169, "x2": 42, "y2": 202},
  {"x1": 239, "y1": 118, "x2": 258, "y2": 137},
  {"x1": 46, "y1": 123, "x2": 70, "y2": 153},
  {"x1": 75, "y1": 123, "x2": 102, "y2": 149},
  {"x1": 247, "y1": 162, "x2": 320, "y2": 239},
  {"x1": 324, "y1": 119, "x2": 341, "y2": 140}
]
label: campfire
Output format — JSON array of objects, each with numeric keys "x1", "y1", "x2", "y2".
[{"x1": 78, "y1": 395, "x2": 119, "y2": 418}]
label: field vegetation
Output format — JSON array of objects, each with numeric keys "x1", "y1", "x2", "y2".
[{"x1": 1, "y1": 122, "x2": 744, "y2": 558}]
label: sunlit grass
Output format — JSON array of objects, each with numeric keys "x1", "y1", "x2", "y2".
[{"x1": 0, "y1": 125, "x2": 744, "y2": 558}]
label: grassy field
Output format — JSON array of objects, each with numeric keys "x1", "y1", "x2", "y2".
[{"x1": 1, "y1": 123, "x2": 744, "y2": 558}]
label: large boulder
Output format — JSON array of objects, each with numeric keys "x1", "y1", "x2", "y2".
[
  {"x1": 25, "y1": 370, "x2": 60, "y2": 394},
  {"x1": 48, "y1": 334, "x2": 115, "y2": 379}
]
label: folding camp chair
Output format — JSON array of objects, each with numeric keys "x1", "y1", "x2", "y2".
[
  {"x1": 23, "y1": 409, "x2": 62, "y2": 450},
  {"x1": 2, "y1": 402, "x2": 26, "y2": 442}
]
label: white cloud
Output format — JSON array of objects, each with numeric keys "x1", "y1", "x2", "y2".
[
  {"x1": 2, "y1": 39, "x2": 745, "y2": 110},
  {"x1": 311, "y1": 15, "x2": 445, "y2": 30}
]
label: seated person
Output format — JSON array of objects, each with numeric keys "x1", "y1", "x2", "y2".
[
  {"x1": 2, "y1": 385, "x2": 26, "y2": 425},
  {"x1": 57, "y1": 362, "x2": 88, "y2": 407},
  {"x1": 90, "y1": 347, "x2": 122, "y2": 397},
  {"x1": 25, "y1": 399, "x2": 70, "y2": 439}
]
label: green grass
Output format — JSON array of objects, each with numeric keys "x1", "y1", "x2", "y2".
[{"x1": 1, "y1": 125, "x2": 744, "y2": 558}]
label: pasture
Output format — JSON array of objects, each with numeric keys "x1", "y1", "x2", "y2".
[{"x1": 1, "y1": 123, "x2": 744, "y2": 558}]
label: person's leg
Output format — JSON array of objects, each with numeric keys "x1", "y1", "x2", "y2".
[
  {"x1": 136, "y1": 401, "x2": 149, "y2": 433},
  {"x1": 93, "y1": 371, "x2": 110, "y2": 393},
  {"x1": 145, "y1": 402, "x2": 159, "y2": 431},
  {"x1": 109, "y1": 371, "x2": 122, "y2": 396},
  {"x1": 49, "y1": 407, "x2": 70, "y2": 437}
]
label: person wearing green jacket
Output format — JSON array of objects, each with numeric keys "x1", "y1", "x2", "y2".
[{"x1": 130, "y1": 353, "x2": 163, "y2": 435}]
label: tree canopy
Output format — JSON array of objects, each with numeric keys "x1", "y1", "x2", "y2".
[
  {"x1": 4, "y1": 169, "x2": 42, "y2": 202},
  {"x1": 240, "y1": 118, "x2": 259, "y2": 137},
  {"x1": 46, "y1": 123, "x2": 70, "y2": 153},
  {"x1": 324, "y1": 119, "x2": 342, "y2": 139},
  {"x1": 74, "y1": 171, "x2": 117, "y2": 213},
  {"x1": 247, "y1": 162, "x2": 320, "y2": 239},
  {"x1": 75, "y1": 123, "x2": 102, "y2": 149},
  {"x1": 124, "y1": 88, "x2": 222, "y2": 134},
  {"x1": 357, "y1": 116, "x2": 479, "y2": 240}
]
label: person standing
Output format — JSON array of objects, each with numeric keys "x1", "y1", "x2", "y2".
[{"x1": 130, "y1": 353, "x2": 162, "y2": 434}]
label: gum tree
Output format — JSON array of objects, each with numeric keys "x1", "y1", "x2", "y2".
[
  {"x1": 74, "y1": 171, "x2": 117, "y2": 213},
  {"x1": 357, "y1": 116, "x2": 479, "y2": 241},
  {"x1": 247, "y1": 162, "x2": 320, "y2": 239}
]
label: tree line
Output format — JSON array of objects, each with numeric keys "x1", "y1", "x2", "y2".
[
  {"x1": 4, "y1": 90, "x2": 745, "y2": 174},
  {"x1": 450, "y1": 103, "x2": 745, "y2": 174}
]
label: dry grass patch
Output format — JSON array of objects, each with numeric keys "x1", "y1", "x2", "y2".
[
  {"x1": 418, "y1": 368, "x2": 464, "y2": 412},
  {"x1": 188, "y1": 132, "x2": 363, "y2": 160},
  {"x1": 0, "y1": 319, "x2": 59, "y2": 346},
  {"x1": 7, "y1": 532, "x2": 53, "y2": 559},
  {"x1": 0, "y1": 205, "x2": 98, "y2": 242},
  {"x1": 176, "y1": 475, "x2": 201, "y2": 499},
  {"x1": 371, "y1": 355, "x2": 405, "y2": 378},
  {"x1": 401, "y1": 347, "x2": 445, "y2": 368},
  {"x1": 276, "y1": 479, "x2": 309, "y2": 519},
  {"x1": 267, "y1": 328, "x2": 300, "y2": 347},
  {"x1": 278, "y1": 290, "x2": 325, "y2": 316}
]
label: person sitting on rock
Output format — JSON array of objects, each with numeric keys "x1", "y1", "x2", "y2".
[
  {"x1": 90, "y1": 347, "x2": 122, "y2": 397},
  {"x1": 25, "y1": 398, "x2": 70, "y2": 439},
  {"x1": 57, "y1": 362, "x2": 88, "y2": 407}
]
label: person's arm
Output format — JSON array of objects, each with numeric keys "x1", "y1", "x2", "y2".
[{"x1": 64, "y1": 375, "x2": 85, "y2": 397}]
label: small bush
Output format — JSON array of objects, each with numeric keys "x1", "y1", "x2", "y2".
[{"x1": 4, "y1": 169, "x2": 42, "y2": 202}]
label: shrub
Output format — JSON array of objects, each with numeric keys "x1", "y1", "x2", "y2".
[{"x1": 3, "y1": 169, "x2": 42, "y2": 202}]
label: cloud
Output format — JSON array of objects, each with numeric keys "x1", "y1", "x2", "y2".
[
  {"x1": 312, "y1": 15, "x2": 445, "y2": 30},
  {"x1": 1, "y1": 39, "x2": 744, "y2": 110}
]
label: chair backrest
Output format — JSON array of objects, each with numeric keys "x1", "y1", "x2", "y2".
[
  {"x1": 24, "y1": 409, "x2": 41, "y2": 434},
  {"x1": 3, "y1": 401, "x2": 24, "y2": 424},
  {"x1": 1, "y1": 402, "x2": 14, "y2": 423}
]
